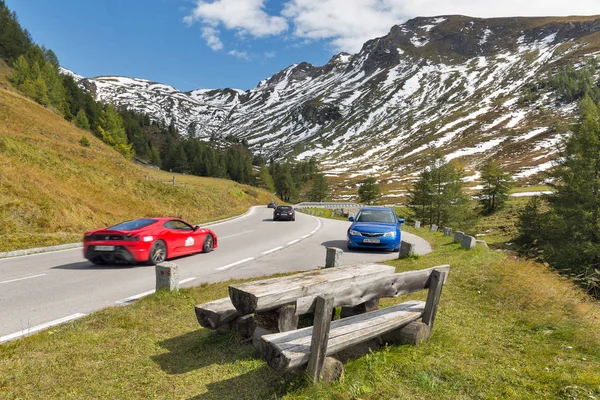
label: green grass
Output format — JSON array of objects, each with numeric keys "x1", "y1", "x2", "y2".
[{"x1": 1, "y1": 230, "x2": 598, "y2": 399}]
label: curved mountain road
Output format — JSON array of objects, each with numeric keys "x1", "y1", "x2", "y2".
[{"x1": 0, "y1": 207, "x2": 430, "y2": 341}]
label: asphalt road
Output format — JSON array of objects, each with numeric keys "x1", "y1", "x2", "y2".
[{"x1": 0, "y1": 207, "x2": 431, "y2": 341}]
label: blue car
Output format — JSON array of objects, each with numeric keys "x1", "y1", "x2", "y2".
[{"x1": 347, "y1": 207, "x2": 404, "y2": 251}]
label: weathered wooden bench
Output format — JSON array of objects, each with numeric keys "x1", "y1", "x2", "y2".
[
  {"x1": 194, "y1": 263, "x2": 449, "y2": 383},
  {"x1": 260, "y1": 265, "x2": 449, "y2": 381}
]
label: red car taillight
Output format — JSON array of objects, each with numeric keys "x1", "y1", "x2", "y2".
[{"x1": 124, "y1": 234, "x2": 140, "y2": 241}]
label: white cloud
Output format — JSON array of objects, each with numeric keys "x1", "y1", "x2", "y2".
[
  {"x1": 228, "y1": 50, "x2": 251, "y2": 60},
  {"x1": 282, "y1": 0, "x2": 404, "y2": 52},
  {"x1": 186, "y1": 0, "x2": 600, "y2": 54},
  {"x1": 186, "y1": 0, "x2": 288, "y2": 50},
  {"x1": 202, "y1": 27, "x2": 223, "y2": 51}
]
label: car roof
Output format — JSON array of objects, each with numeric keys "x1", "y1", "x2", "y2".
[{"x1": 359, "y1": 207, "x2": 394, "y2": 211}]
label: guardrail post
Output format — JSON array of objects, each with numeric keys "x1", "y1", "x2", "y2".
[
  {"x1": 461, "y1": 235, "x2": 476, "y2": 250},
  {"x1": 325, "y1": 247, "x2": 343, "y2": 268},
  {"x1": 398, "y1": 240, "x2": 415, "y2": 259},
  {"x1": 156, "y1": 262, "x2": 179, "y2": 291},
  {"x1": 453, "y1": 231, "x2": 464, "y2": 243},
  {"x1": 414, "y1": 220, "x2": 421, "y2": 228}
]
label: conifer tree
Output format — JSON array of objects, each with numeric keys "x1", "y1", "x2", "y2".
[
  {"x1": 96, "y1": 104, "x2": 133, "y2": 158},
  {"x1": 477, "y1": 158, "x2": 514, "y2": 215},
  {"x1": 358, "y1": 177, "x2": 380, "y2": 205},
  {"x1": 309, "y1": 172, "x2": 330, "y2": 202},
  {"x1": 75, "y1": 108, "x2": 90, "y2": 130},
  {"x1": 536, "y1": 95, "x2": 600, "y2": 294}
]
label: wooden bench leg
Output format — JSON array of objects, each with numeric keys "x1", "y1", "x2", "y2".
[
  {"x1": 381, "y1": 321, "x2": 430, "y2": 346},
  {"x1": 254, "y1": 304, "x2": 299, "y2": 332},
  {"x1": 307, "y1": 294, "x2": 334, "y2": 383},
  {"x1": 340, "y1": 299, "x2": 379, "y2": 318},
  {"x1": 422, "y1": 270, "x2": 446, "y2": 331},
  {"x1": 322, "y1": 357, "x2": 344, "y2": 383}
]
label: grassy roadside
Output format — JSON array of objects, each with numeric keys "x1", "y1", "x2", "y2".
[
  {"x1": 1, "y1": 230, "x2": 598, "y2": 399},
  {"x1": 0, "y1": 67, "x2": 276, "y2": 252}
]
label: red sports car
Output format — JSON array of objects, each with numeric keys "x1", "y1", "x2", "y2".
[{"x1": 83, "y1": 218, "x2": 217, "y2": 265}]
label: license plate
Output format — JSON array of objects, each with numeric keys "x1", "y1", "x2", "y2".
[
  {"x1": 95, "y1": 245, "x2": 115, "y2": 251},
  {"x1": 362, "y1": 238, "x2": 380, "y2": 244}
]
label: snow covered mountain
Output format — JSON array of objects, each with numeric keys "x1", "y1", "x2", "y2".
[{"x1": 65, "y1": 15, "x2": 600, "y2": 199}]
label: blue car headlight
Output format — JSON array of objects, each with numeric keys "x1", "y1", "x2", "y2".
[
  {"x1": 383, "y1": 231, "x2": 397, "y2": 238},
  {"x1": 349, "y1": 229, "x2": 362, "y2": 236}
]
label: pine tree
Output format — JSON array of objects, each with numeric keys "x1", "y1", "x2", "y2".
[
  {"x1": 358, "y1": 177, "x2": 380, "y2": 205},
  {"x1": 75, "y1": 108, "x2": 90, "y2": 130},
  {"x1": 537, "y1": 95, "x2": 600, "y2": 294},
  {"x1": 477, "y1": 158, "x2": 514, "y2": 215},
  {"x1": 309, "y1": 173, "x2": 330, "y2": 202},
  {"x1": 96, "y1": 104, "x2": 133, "y2": 158},
  {"x1": 256, "y1": 166, "x2": 275, "y2": 192},
  {"x1": 408, "y1": 169, "x2": 434, "y2": 225}
]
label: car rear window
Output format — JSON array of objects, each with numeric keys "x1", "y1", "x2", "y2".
[
  {"x1": 109, "y1": 219, "x2": 157, "y2": 230},
  {"x1": 277, "y1": 206, "x2": 293, "y2": 210},
  {"x1": 356, "y1": 210, "x2": 395, "y2": 223}
]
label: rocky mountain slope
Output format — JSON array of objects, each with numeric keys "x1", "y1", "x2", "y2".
[{"x1": 65, "y1": 15, "x2": 600, "y2": 200}]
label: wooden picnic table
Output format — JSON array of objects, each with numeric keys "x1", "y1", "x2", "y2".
[{"x1": 228, "y1": 263, "x2": 396, "y2": 315}]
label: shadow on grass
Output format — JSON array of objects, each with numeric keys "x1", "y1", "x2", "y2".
[
  {"x1": 187, "y1": 364, "x2": 295, "y2": 400},
  {"x1": 152, "y1": 330, "x2": 258, "y2": 375}
]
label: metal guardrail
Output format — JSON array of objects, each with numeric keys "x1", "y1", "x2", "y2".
[{"x1": 293, "y1": 202, "x2": 363, "y2": 209}]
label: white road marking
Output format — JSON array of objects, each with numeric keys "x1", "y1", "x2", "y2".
[
  {"x1": 219, "y1": 230, "x2": 253, "y2": 240},
  {"x1": 262, "y1": 246, "x2": 283, "y2": 255},
  {"x1": 0, "y1": 313, "x2": 87, "y2": 343},
  {"x1": 179, "y1": 277, "x2": 197, "y2": 285},
  {"x1": 287, "y1": 239, "x2": 301, "y2": 245},
  {"x1": 0, "y1": 274, "x2": 46, "y2": 284},
  {"x1": 216, "y1": 257, "x2": 254, "y2": 271},
  {"x1": 301, "y1": 234, "x2": 311, "y2": 239}
]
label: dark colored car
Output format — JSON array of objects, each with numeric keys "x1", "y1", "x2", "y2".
[
  {"x1": 83, "y1": 217, "x2": 218, "y2": 265},
  {"x1": 273, "y1": 205, "x2": 295, "y2": 221},
  {"x1": 347, "y1": 207, "x2": 404, "y2": 251},
  {"x1": 267, "y1": 202, "x2": 277, "y2": 208}
]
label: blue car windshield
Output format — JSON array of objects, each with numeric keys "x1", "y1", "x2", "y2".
[
  {"x1": 356, "y1": 210, "x2": 396, "y2": 223},
  {"x1": 109, "y1": 219, "x2": 157, "y2": 231}
]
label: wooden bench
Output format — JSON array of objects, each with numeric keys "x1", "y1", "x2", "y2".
[
  {"x1": 260, "y1": 265, "x2": 449, "y2": 381},
  {"x1": 194, "y1": 263, "x2": 449, "y2": 382}
]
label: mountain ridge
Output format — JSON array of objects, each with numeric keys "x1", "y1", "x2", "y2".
[{"x1": 65, "y1": 14, "x2": 600, "y2": 200}]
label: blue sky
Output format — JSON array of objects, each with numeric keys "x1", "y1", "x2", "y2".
[{"x1": 6, "y1": 0, "x2": 599, "y2": 92}]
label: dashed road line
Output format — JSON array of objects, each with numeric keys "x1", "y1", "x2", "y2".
[
  {"x1": 287, "y1": 239, "x2": 301, "y2": 245},
  {"x1": 0, "y1": 274, "x2": 46, "y2": 284},
  {"x1": 262, "y1": 246, "x2": 283, "y2": 255},
  {"x1": 216, "y1": 257, "x2": 255, "y2": 271},
  {"x1": 0, "y1": 313, "x2": 87, "y2": 344}
]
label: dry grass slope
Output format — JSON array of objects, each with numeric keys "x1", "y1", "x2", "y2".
[{"x1": 0, "y1": 62, "x2": 276, "y2": 251}]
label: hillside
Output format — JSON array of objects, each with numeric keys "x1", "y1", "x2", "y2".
[
  {"x1": 0, "y1": 60, "x2": 275, "y2": 252},
  {"x1": 68, "y1": 15, "x2": 600, "y2": 201}
]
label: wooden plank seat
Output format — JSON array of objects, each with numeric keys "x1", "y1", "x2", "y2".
[
  {"x1": 195, "y1": 297, "x2": 240, "y2": 330},
  {"x1": 261, "y1": 300, "x2": 425, "y2": 372}
]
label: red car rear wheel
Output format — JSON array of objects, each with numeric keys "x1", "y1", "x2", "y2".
[{"x1": 149, "y1": 240, "x2": 167, "y2": 265}]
